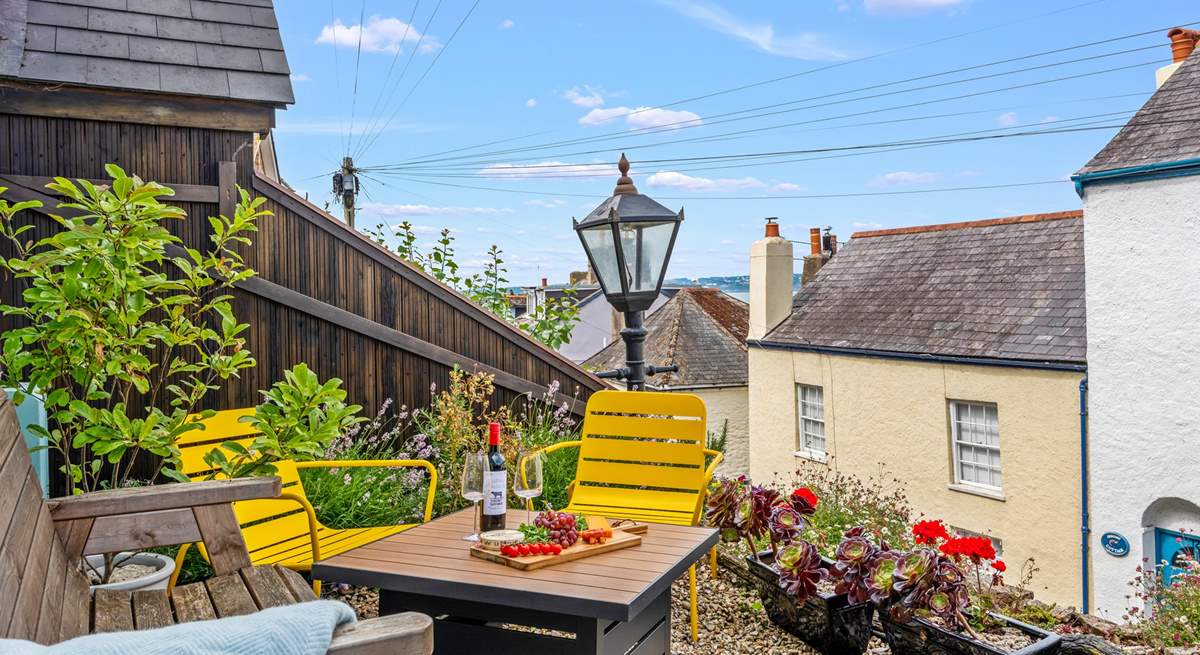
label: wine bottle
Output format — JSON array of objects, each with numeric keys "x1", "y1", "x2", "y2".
[{"x1": 481, "y1": 422, "x2": 507, "y2": 532}]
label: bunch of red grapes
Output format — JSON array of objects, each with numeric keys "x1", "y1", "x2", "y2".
[{"x1": 534, "y1": 509, "x2": 579, "y2": 548}]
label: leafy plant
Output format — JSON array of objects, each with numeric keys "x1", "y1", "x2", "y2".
[
  {"x1": 504, "y1": 379, "x2": 581, "y2": 512},
  {"x1": 777, "y1": 541, "x2": 828, "y2": 600},
  {"x1": 0, "y1": 166, "x2": 265, "y2": 494},
  {"x1": 1127, "y1": 553, "x2": 1200, "y2": 647},
  {"x1": 203, "y1": 363, "x2": 365, "y2": 479},
  {"x1": 790, "y1": 461, "x2": 914, "y2": 557},
  {"x1": 366, "y1": 221, "x2": 580, "y2": 349},
  {"x1": 706, "y1": 477, "x2": 747, "y2": 545},
  {"x1": 831, "y1": 527, "x2": 881, "y2": 605},
  {"x1": 299, "y1": 400, "x2": 431, "y2": 529},
  {"x1": 769, "y1": 505, "x2": 804, "y2": 546}
]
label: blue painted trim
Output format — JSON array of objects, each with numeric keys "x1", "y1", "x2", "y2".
[
  {"x1": 1072, "y1": 157, "x2": 1200, "y2": 196},
  {"x1": 746, "y1": 339, "x2": 1088, "y2": 372},
  {"x1": 1079, "y1": 376, "x2": 1090, "y2": 614}
]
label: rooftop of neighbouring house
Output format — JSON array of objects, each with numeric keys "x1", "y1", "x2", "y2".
[
  {"x1": 585, "y1": 287, "x2": 749, "y2": 388},
  {"x1": 1077, "y1": 35, "x2": 1200, "y2": 175},
  {"x1": 0, "y1": 0, "x2": 293, "y2": 105},
  {"x1": 760, "y1": 210, "x2": 1086, "y2": 365}
]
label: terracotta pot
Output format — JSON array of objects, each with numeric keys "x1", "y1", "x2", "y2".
[
  {"x1": 1169, "y1": 28, "x2": 1199, "y2": 64},
  {"x1": 745, "y1": 551, "x2": 874, "y2": 655},
  {"x1": 879, "y1": 610, "x2": 1061, "y2": 655}
]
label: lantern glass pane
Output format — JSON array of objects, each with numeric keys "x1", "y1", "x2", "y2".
[
  {"x1": 618, "y1": 221, "x2": 675, "y2": 293},
  {"x1": 580, "y1": 224, "x2": 623, "y2": 294}
]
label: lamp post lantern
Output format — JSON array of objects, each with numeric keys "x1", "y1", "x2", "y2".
[{"x1": 573, "y1": 154, "x2": 683, "y2": 390}]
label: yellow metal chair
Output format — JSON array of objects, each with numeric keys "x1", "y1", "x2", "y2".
[
  {"x1": 169, "y1": 408, "x2": 437, "y2": 594},
  {"x1": 524, "y1": 390, "x2": 722, "y2": 642}
]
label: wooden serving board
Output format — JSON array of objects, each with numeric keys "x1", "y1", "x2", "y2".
[{"x1": 471, "y1": 517, "x2": 645, "y2": 571}]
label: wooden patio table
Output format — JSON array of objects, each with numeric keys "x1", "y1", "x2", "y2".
[{"x1": 312, "y1": 507, "x2": 718, "y2": 655}]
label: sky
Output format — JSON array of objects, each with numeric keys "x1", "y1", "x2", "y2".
[{"x1": 272, "y1": 0, "x2": 1196, "y2": 284}]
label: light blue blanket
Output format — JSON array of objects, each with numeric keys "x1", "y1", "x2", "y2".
[{"x1": 0, "y1": 600, "x2": 356, "y2": 655}]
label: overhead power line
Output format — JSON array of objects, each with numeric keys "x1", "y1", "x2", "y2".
[
  {"x1": 395, "y1": 0, "x2": 1122, "y2": 164},
  {"x1": 355, "y1": 0, "x2": 482, "y2": 160},
  {"x1": 348, "y1": 0, "x2": 422, "y2": 157}
]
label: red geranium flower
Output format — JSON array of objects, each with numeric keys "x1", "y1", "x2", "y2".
[
  {"x1": 991, "y1": 560, "x2": 1006, "y2": 572},
  {"x1": 940, "y1": 536, "x2": 996, "y2": 564},
  {"x1": 912, "y1": 519, "x2": 950, "y2": 546},
  {"x1": 790, "y1": 487, "x2": 819, "y2": 515}
]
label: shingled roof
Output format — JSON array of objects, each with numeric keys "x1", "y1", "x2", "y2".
[
  {"x1": 585, "y1": 287, "x2": 749, "y2": 388},
  {"x1": 759, "y1": 211, "x2": 1086, "y2": 365},
  {"x1": 1077, "y1": 46, "x2": 1200, "y2": 174},
  {"x1": 0, "y1": 0, "x2": 293, "y2": 105}
]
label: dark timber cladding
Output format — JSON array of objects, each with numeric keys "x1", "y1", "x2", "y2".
[{"x1": 0, "y1": 0, "x2": 602, "y2": 493}]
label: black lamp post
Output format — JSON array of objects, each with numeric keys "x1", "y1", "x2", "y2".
[{"x1": 573, "y1": 154, "x2": 683, "y2": 390}]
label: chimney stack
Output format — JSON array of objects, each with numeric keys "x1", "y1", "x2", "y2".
[
  {"x1": 1158, "y1": 28, "x2": 1199, "y2": 88},
  {"x1": 801, "y1": 227, "x2": 837, "y2": 285},
  {"x1": 749, "y1": 218, "x2": 794, "y2": 340},
  {"x1": 541, "y1": 277, "x2": 548, "y2": 288}
]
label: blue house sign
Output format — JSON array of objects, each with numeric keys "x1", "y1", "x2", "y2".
[{"x1": 1101, "y1": 532, "x2": 1130, "y2": 557}]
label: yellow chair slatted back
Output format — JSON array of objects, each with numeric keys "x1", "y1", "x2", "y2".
[
  {"x1": 177, "y1": 409, "x2": 319, "y2": 561},
  {"x1": 567, "y1": 390, "x2": 709, "y2": 526}
]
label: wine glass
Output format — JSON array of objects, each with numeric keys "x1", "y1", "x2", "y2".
[
  {"x1": 461, "y1": 452, "x2": 485, "y2": 541},
  {"x1": 514, "y1": 451, "x2": 544, "y2": 525}
]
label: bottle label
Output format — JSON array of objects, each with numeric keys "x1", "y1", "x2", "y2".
[{"x1": 483, "y1": 470, "x2": 507, "y2": 515}]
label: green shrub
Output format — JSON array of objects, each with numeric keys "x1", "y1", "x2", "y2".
[
  {"x1": 505, "y1": 379, "x2": 581, "y2": 512},
  {"x1": 790, "y1": 461, "x2": 915, "y2": 557},
  {"x1": 299, "y1": 400, "x2": 430, "y2": 528}
]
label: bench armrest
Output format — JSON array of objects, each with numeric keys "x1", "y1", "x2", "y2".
[{"x1": 47, "y1": 477, "x2": 282, "y2": 521}]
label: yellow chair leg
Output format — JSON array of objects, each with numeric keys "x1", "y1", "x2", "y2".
[
  {"x1": 168, "y1": 542, "x2": 193, "y2": 591},
  {"x1": 689, "y1": 563, "x2": 699, "y2": 642},
  {"x1": 313, "y1": 578, "x2": 322, "y2": 596},
  {"x1": 709, "y1": 545, "x2": 718, "y2": 579}
]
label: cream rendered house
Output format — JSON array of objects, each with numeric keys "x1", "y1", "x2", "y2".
[{"x1": 746, "y1": 214, "x2": 1088, "y2": 607}]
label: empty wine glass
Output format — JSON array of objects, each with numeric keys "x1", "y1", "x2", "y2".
[
  {"x1": 514, "y1": 451, "x2": 544, "y2": 525},
  {"x1": 461, "y1": 451, "x2": 485, "y2": 541}
]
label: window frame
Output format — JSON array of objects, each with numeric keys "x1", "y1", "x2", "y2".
[
  {"x1": 795, "y1": 384, "x2": 827, "y2": 462},
  {"x1": 949, "y1": 400, "x2": 1002, "y2": 491}
]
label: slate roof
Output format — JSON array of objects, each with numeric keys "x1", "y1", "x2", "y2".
[
  {"x1": 586, "y1": 287, "x2": 749, "y2": 388},
  {"x1": 761, "y1": 211, "x2": 1086, "y2": 365},
  {"x1": 0, "y1": 0, "x2": 293, "y2": 105},
  {"x1": 1077, "y1": 46, "x2": 1200, "y2": 174}
]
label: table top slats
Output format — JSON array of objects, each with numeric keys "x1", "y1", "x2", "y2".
[{"x1": 312, "y1": 508, "x2": 717, "y2": 622}]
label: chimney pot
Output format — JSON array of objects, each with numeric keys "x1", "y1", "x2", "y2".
[
  {"x1": 541, "y1": 277, "x2": 548, "y2": 288},
  {"x1": 1169, "y1": 28, "x2": 1200, "y2": 64},
  {"x1": 809, "y1": 228, "x2": 821, "y2": 256},
  {"x1": 764, "y1": 217, "x2": 780, "y2": 238}
]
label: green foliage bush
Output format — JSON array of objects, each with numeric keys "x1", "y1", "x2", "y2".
[
  {"x1": 1128, "y1": 555, "x2": 1200, "y2": 647},
  {"x1": 0, "y1": 166, "x2": 266, "y2": 493},
  {"x1": 793, "y1": 462, "x2": 915, "y2": 556}
]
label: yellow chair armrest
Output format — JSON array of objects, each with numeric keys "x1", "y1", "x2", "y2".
[
  {"x1": 535, "y1": 440, "x2": 582, "y2": 457},
  {"x1": 702, "y1": 448, "x2": 724, "y2": 481},
  {"x1": 293, "y1": 459, "x2": 439, "y2": 523},
  {"x1": 519, "y1": 441, "x2": 582, "y2": 511}
]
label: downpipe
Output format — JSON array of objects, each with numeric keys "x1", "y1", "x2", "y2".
[{"x1": 1079, "y1": 375, "x2": 1090, "y2": 614}]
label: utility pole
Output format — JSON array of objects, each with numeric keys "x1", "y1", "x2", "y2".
[{"x1": 332, "y1": 156, "x2": 359, "y2": 227}]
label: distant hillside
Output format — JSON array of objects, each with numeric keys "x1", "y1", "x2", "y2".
[{"x1": 665, "y1": 275, "x2": 803, "y2": 299}]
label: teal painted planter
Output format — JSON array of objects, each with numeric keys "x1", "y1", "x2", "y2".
[{"x1": 4, "y1": 388, "x2": 49, "y2": 497}]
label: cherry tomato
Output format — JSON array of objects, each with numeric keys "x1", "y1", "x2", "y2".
[
  {"x1": 501, "y1": 545, "x2": 517, "y2": 557},
  {"x1": 550, "y1": 543, "x2": 562, "y2": 555},
  {"x1": 518, "y1": 543, "x2": 531, "y2": 556}
]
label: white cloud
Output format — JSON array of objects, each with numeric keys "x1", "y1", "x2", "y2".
[
  {"x1": 657, "y1": 0, "x2": 846, "y2": 60},
  {"x1": 869, "y1": 171, "x2": 942, "y2": 187},
  {"x1": 525, "y1": 199, "x2": 568, "y2": 208},
  {"x1": 316, "y1": 16, "x2": 440, "y2": 54},
  {"x1": 479, "y1": 161, "x2": 611, "y2": 180},
  {"x1": 499, "y1": 19, "x2": 515, "y2": 29},
  {"x1": 1040, "y1": 115, "x2": 1060, "y2": 124},
  {"x1": 290, "y1": 73, "x2": 310, "y2": 82},
  {"x1": 646, "y1": 171, "x2": 802, "y2": 193},
  {"x1": 563, "y1": 85, "x2": 606, "y2": 108},
  {"x1": 997, "y1": 111, "x2": 1019, "y2": 127},
  {"x1": 525, "y1": 98, "x2": 537, "y2": 108},
  {"x1": 956, "y1": 170, "x2": 983, "y2": 177},
  {"x1": 719, "y1": 239, "x2": 736, "y2": 246},
  {"x1": 852, "y1": 221, "x2": 885, "y2": 229},
  {"x1": 362, "y1": 202, "x2": 513, "y2": 217},
  {"x1": 578, "y1": 106, "x2": 703, "y2": 131},
  {"x1": 773, "y1": 182, "x2": 804, "y2": 192},
  {"x1": 864, "y1": 0, "x2": 965, "y2": 15}
]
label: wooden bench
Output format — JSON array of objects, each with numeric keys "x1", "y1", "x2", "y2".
[{"x1": 0, "y1": 390, "x2": 433, "y2": 654}]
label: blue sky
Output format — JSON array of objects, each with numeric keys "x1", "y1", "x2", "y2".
[{"x1": 272, "y1": 0, "x2": 1194, "y2": 283}]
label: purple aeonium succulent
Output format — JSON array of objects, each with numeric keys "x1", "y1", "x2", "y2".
[
  {"x1": 831, "y1": 527, "x2": 880, "y2": 605},
  {"x1": 768, "y1": 505, "x2": 804, "y2": 546},
  {"x1": 776, "y1": 540, "x2": 828, "y2": 602}
]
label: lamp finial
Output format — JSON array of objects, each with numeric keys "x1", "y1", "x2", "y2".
[{"x1": 614, "y1": 153, "x2": 638, "y2": 195}]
